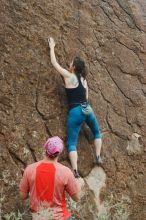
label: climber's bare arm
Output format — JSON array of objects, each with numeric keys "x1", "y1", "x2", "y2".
[
  {"x1": 83, "y1": 79, "x2": 88, "y2": 100},
  {"x1": 86, "y1": 85, "x2": 89, "y2": 100},
  {"x1": 19, "y1": 191, "x2": 28, "y2": 200},
  {"x1": 48, "y1": 37, "x2": 71, "y2": 79}
]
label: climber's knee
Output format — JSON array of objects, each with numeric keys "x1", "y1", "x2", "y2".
[
  {"x1": 68, "y1": 145, "x2": 77, "y2": 152},
  {"x1": 92, "y1": 121, "x2": 102, "y2": 139},
  {"x1": 94, "y1": 133, "x2": 102, "y2": 139}
]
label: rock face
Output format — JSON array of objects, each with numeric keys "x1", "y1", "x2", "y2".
[{"x1": 1, "y1": 0, "x2": 146, "y2": 219}]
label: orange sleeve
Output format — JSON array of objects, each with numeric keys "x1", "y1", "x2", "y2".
[
  {"x1": 65, "y1": 170, "x2": 80, "y2": 196},
  {"x1": 19, "y1": 168, "x2": 29, "y2": 193}
]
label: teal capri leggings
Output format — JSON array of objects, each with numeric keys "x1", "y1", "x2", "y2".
[{"x1": 67, "y1": 105, "x2": 101, "y2": 152}]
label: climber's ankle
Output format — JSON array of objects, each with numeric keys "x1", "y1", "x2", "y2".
[
  {"x1": 96, "y1": 155, "x2": 103, "y2": 166},
  {"x1": 73, "y1": 169, "x2": 81, "y2": 178}
]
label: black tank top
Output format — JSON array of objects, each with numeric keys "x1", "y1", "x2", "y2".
[{"x1": 65, "y1": 77, "x2": 87, "y2": 108}]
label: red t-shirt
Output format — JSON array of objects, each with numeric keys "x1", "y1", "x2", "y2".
[{"x1": 19, "y1": 161, "x2": 80, "y2": 220}]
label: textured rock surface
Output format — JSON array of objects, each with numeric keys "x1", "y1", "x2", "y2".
[{"x1": 1, "y1": 0, "x2": 146, "y2": 219}]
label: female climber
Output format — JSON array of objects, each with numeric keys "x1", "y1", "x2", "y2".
[{"x1": 48, "y1": 37, "x2": 102, "y2": 178}]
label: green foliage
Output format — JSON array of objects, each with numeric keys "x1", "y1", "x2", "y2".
[
  {"x1": 98, "y1": 195, "x2": 130, "y2": 220},
  {"x1": 2, "y1": 194, "x2": 130, "y2": 220},
  {"x1": 3, "y1": 210, "x2": 24, "y2": 220},
  {"x1": 3, "y1": 204, "x2": 55, "y2": 220}
]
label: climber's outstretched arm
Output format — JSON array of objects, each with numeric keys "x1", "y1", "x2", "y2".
[{"x1": 48, "y1": 37, "x2": 70, "y2": 79}]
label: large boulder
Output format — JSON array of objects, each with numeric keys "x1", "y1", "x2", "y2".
[{"x1": 1, "y1": 0, "x2": 146, "y2": 219}]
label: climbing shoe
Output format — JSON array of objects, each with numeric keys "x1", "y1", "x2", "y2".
[
  {"x1": 96, "y1": 156, "x2": 103, "y2": 166},
  {"x1": 74, "y1": 169, "x2": 81, "y2": 178}
]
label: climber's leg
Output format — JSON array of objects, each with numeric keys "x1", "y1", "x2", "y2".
[
  {"x1": 85, "y1": 111, "x2": 102, "y2": 164},
  {"x1": 69, "y1": 151, "x2": 78, "y2": 176},
  {"x1": 67, "y1": 106, "x2": 85, "y2": 174},
  {"x1": 94, "y1": 138, "x2": 102, "y2": 156}
]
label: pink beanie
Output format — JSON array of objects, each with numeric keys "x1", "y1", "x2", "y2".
[{"x1": 43, "y1": 136, "x2": 64, "y2": 157}]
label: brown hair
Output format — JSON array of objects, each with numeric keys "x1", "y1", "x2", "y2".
[{"x1": 73, "y1": 56, "x2": 87, "y2": 80}]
